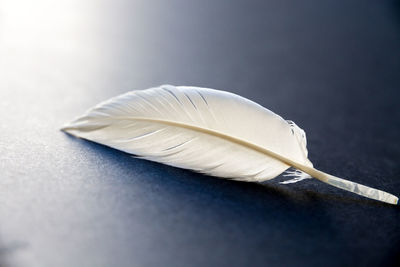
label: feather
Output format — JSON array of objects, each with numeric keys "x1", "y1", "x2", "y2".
[{"x1": 61, "y1": 85, "x2": 398, "y2": 205}]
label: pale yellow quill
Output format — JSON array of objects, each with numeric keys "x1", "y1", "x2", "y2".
[{"x1": 62, "y1": 85, "x2": 398, "y2": 205}]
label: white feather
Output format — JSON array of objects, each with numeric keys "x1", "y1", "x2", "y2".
[{"x1": 62, "y1": 85, "x2": 398, "y2": 205}]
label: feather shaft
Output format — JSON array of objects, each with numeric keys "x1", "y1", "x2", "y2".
[
  {"x1": 297, "y1": 167, "x2": 398, "y2": 205},
  {"x1": 62, "y1": 115, "x2": 398, "y2": 205}
]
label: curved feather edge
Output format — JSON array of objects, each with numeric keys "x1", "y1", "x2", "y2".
[{"x1": 61, "y1": 86, "x2": 398, "y2": 205}]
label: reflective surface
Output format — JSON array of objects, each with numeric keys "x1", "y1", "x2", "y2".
[{"x1": 1, "y1": 0, "x2": 400, "y2": 266}]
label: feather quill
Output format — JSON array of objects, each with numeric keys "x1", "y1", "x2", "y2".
[{"x1": 61, "y1": 85, "x2": 398, "y2": 205}]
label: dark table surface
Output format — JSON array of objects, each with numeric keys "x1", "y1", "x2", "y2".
[{"x1": 1, "y1": 0, "x2": 399, "y2": 266}]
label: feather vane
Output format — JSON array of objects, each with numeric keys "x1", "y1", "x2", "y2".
[{"x1": 62, "y1": 85, "x2": 398, "y2": 205}]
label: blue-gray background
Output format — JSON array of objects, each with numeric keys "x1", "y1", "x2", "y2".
[{"x1": 0, "y1": 0, "x2": 399, "y2": 266}]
